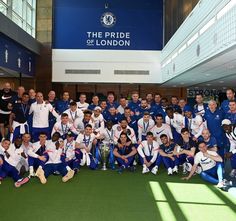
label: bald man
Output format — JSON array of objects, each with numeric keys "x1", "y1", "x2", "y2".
[{"x1": 0, "y1": 82, "x2": 17, "y2": 140}]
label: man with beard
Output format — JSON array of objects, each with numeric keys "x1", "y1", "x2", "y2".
[
  {"x1": 113, "y1": 118, "x2": 137, "y2": 145},
  {"x1": 113, "y1": 132, "x2": 137, "y2": 173}
]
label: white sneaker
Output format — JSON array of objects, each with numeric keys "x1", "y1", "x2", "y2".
[
  {"x1": 62, "y1": 170, "x2": 75, "y2": 182},
  {"x1": 172, "y1": 166, "x2": 178, "y2": 173},
  {"x1": 182, "y1": 162, "x2": 187, "y2": 174},
  {"x1": 185, "y1": 163, "x2": 192, "y2": 172},
  {"x1": 35, "y1": 167, "x2": 47, "y2": 184},
  {"x1": 229, "y1": 169, "x2": 236, "y2": 178},
  {"x1": 142, "y1": 166, "x2": 150, "y2": 174},
  {"x1": 151, "y1": 166, "x2": 158, "y2": 175},
  {"x1": 168, "y1": 167, "x2": 173, "y2": 175},
  {"x1": 222, "y1": 179, "x2": 233, "y2": 187},
  {"x1": 29, "y1": 171, "x2": 35, "y2": 177},
  {"x1": 216, "y1": 181, "x2": 224, "y2": 189}
]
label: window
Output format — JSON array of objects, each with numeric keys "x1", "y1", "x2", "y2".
[
  {"x1": 0, "y1": 0, "x2": 36, "y2": 37},
  {"x1": 0, "y1": 0, "x2": 7, "y2": 15}
]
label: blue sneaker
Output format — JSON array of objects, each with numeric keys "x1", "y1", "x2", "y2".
[
  {"x1": 117, "y1": 165, "x2": 125, "y2": 174},
  {"x1": 129, "y1": 166, "x2": 136, "y2": 172}
]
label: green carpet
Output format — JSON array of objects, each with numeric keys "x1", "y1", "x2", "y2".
[{"x1": 0, "y1": 167, "x2": 235, "y2": 221}]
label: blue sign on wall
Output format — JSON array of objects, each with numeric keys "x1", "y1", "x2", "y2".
[
  {"x1": 53, "y1": 0, "x2": 163, "y2": 50},
  {"x1": 0, "y1": 33, "x2": 35, "y2": 76}
]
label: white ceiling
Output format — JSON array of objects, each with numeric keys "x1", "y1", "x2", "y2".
[{"x1": 161, "y1": 46, "x2": 236, "y2": 89}]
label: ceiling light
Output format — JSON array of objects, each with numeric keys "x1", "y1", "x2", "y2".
[
  {"x1": 187, "y1": 33, "x2": 199, "y2": 46},
  {"x1": 217, "y1": 0, "x2": 236, "y2": 20},
  {"x1": 200, "y1": 17, "x2": 215, "y2": 35}
]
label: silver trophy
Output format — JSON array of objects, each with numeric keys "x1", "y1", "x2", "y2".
[{"x1": 100, "y1": 143, "x2": 110, "y2": 170}]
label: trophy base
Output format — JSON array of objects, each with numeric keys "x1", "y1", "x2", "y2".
[{"x1": 101, "y1": 166, "x2": 108, "y2": 171}]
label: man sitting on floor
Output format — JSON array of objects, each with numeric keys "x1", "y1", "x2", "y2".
[
  {"x1": 137, "y1": 132, "x2": 159, "y2": 175},
  {"x1": 0, "y1": 139, "x2": 29, "y2": 187},
  {"x1": 182, "y1": 141, "x2": 232, "y2": 189},
  {"x1": 36, "y1": 132, "x2": 75, "y2": 184},
  {"x1": 159, "y1": 134, "x2": 178, "y2": 175},
  {"x1": 113, "y1": 132, "x2": 137, "y2": 173}
]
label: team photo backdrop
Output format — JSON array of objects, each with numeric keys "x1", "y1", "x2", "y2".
[
  {"x1": 52, "y1": 0, "x2": 163, "y2": 83},
  {"x1": 53, "y1": 0, "x2": 163, "y2": 50}
]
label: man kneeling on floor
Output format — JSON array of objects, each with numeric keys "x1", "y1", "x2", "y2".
[
  {"x1": 36, "y1": 132, "x2": 75, "y2": 184},
  {"x1": 182, "y1": 141, "x2": 232, "y2": 189}
]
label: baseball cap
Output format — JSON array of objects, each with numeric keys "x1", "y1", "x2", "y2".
[
  {"x1": 221, "y1": 119, "x2": 231, "y2": 126},
  {"x1": 94, "y1": 106, "x2": 102, "y2": 111},
  {"x1": 183, "y1": 105, "x2": 193, "y2": 113}
]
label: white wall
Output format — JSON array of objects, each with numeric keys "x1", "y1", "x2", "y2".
[{"x1": 52, "y1": 49, "x2": 162, "y2": 83}]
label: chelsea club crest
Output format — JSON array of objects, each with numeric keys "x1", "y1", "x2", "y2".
[{"x1": 100, "y1": 12, "x2": 116, "y2": 28}]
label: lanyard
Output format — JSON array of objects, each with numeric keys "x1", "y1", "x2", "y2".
[
  {"x1": 21, "y1": 103, "x2": 28, "y2": 117},
  {"x1": 106, "y1": 128, "x2": 113, "y2": 143},
  {"x1": 188, "y1": 118, "x2": 192, "y2": 131},
  {"x1": 70, "y1": 110, "x2": 77, "y2": 122},
  {"x1": 65, "y1": 141, "x2": 73, "y2": 153},
  {"x1": 61, "y1": 123, "x2": 68, "y2": 135},
  {"x1": 83, "y1": 120, "x2": 89, "y2": 128},
  {"x1": 143, "y1": 121, "x2": 149, "y2": 133},
  {"x1": 148, "y1": 142, "x2": 153, "y2": 156},
  {"x1": 83, "y1": 135, "x2": 91, "y2": 148}
]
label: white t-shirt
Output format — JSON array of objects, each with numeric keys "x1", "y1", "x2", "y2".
[
  {"x1": 137, "y1": 118, "x2": 155, "y2": 141},
  {"x1": 76, "y1": 102, "x2": 89, "y2": 111},
  {"x1": 225, "y1": 127, "x2": 236, "y2": 154},
  {"x1": 183, "y1": 115, "x2": 204, "y2": 138},
  {"x1": 29, "y1": 101, "x2": 59, "y2": 128},
  {"x1": 137, "y1": 140, "x2": 159, "y2": 163},
  {"x1": 45, "y1": 140, "x2": 64, "y2": 164},
  {"x1": 96, "y1": 127, "x2": 115, "y2": 145},
  {"x1": 63, "y1": 108, "x2": 84, "y2": 123},
  {"x1": 63, "y1": 140, "x2": 76, "y2": 160},
  {"x1": 113, "y1": 124, "x2": 137, "y2": 144},
  {"x1": 151, "y1": 123, "x2": 173, "y2": 145},
  {"x1": 75, "y1": 133, "x2": 96, "y2": 152},
  {"x1": 91, "y1": 113, "x2": 104, "y2": 130},
  {"x1": 52, "y1": 121, "x2": 78, "y2": 136},
  {"x1": 194, "y1": 150, "x2": 217, "y2": 171},
  {"x1": 0, "y1": 144, "x2": 20, "y2": 167},
  {"x1": 165, "y1": 113, "x2": 184, "y2": 134},
  {"x1": 73, "y1": 118, "x2": 94, "y2": 134}
]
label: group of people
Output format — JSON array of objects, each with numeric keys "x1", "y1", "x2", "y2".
[{"x1": 0, "y1": 82, "x2": 235, "y2": 190}]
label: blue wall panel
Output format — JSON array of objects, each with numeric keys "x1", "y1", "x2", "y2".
[
  {"x1": 53, "y1": 0, "x2": 163, "y2": 50},
  {"x1": 0, "y1": 33, "x2": 35, "y2": 76}
]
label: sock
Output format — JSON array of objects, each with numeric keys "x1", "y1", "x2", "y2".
[{"x1": 29, "y1": 166, "x2": 34, "y2": 174}]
